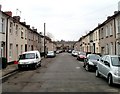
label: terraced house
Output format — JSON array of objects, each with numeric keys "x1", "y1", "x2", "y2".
[
  {"x1": 75, "y1": 10, "x2": 120, "y2": 56},
  {"x1": 0, "y1": 8, "x2": 8, "y2": 58},
  {"x1": 115, "y1": 11, "x2": 120, "y2": 55},
  {"x1": 0, "y1": 5, "x2": 56, "y2": 63}
]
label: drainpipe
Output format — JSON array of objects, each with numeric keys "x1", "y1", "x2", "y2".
[
  {"x1": 114, "y1": 18, "x2": 116, "y2": 55},
  {"x1": 6, "y1": 16, "x2": 10, "y2": 60}
]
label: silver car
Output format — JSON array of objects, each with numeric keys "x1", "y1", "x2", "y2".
[{"x1": 96, "y1": 55, "x2": 120, "y2": 85}]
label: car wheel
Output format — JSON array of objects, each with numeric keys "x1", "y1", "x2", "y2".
[
  {"x1": 18, "y1": 65, "x2": 22, "y2": 70},
  {"x1": 85, "y1": 64, "x2": 89, "y2": 71},
  {"x1": 39, "y1": 62, "x2": 41, "y2": 67},
  {"x1": 96, "y1": 69, "x2": 100, "y2": 77},
  {"x1": 108, "y1": 75, "x2": 113, "y2": 86},
  {"x1": 33, "y1": 64, "x2": 37, "y2": 70}
]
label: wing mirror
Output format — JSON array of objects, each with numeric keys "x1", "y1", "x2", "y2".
[{"x1": 104, "y1": 61, "x2": 110, "y2": 67}]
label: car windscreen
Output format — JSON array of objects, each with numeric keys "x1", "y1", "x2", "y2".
[
  {"x1": 89, "y1": 55, "x2": 100, "y2": 60},
  {"x1": 19, "y1": 53, "x2": 35, "y2": 60},
  {"x1": 111, "y1": 57, "x2": 120, "y2": 66},
  {"x1": 48, "y1": 51, "x2": 54, "y2": 54},
  {"x1": 79, "y1": 52, "x2": 86, "y2": 56}
]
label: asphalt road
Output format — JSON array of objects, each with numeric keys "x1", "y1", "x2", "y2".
[{"x1": 2, "y1": 53, "x2": 120, "y2": 93}]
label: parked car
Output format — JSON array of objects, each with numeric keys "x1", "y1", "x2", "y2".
[
  {"x1": 83, "y1": 54, "x2": 100, "y2": 71},
  {"x1": 18, "y1": 50, "x2": 41, "y2": 69},
  {"x1": 77, "y1": 52, "x2": 86, "y2": 61},
  {"x1": 67, "y1": 49, "x2": 72, "y2": 53},
  {"x1": 56, "y1": 50, "x2": 60, "y2": 54},
  {"x1": 47, "y1": 51, "x2": 56, "y2": 58},
  {"x1": 96, "y1": 55, "x2": 120, "y2": 85},
  {"x1": 72, "y1": 50, "x2": 78, "y2": 57}
]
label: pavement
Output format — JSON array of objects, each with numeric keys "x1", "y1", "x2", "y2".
[{"x1": 2, "y1": 64, "x2": 18, "y2": 77}]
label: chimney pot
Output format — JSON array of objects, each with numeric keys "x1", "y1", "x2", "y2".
[
  {"x1": 4, "y1": 11, "x2": 12, "y2": 16},
  {"x1": 114, "y1": 11, "x2": 118, "y2": 15},
  {"x1": 107, "y1": 16, "x2": 111, "y2": 19}
]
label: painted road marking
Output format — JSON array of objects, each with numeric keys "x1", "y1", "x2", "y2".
[{"x1": 76, "y1": 67, "x2": 80, "y2": 69}]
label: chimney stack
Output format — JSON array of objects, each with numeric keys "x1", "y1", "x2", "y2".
[
  {"x1": 27, "y1": 25, "x2": 30, "y2": 28},
  {"x1": 13, "y1": 16, "x2": 20, "y2": 22},
  {"x1": 114, "y1": 11, "x2": 118, "y2": 15},
  {"x1": 33, "y1": 29, "x2": 37, "y2": 32},
  {"x1": 21, "y1": 22, "x2": 26, "y2": 25},
  {"x1": 4, "y1": 11, "x2": 12, "y2": 16},
  {"x1": 107, "y1": 16, "x2": 111, "y2": 19}
]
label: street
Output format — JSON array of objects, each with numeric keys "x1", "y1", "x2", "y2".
[{"x1": 2, "y1": 53, "x2": 120, "y2": 93}]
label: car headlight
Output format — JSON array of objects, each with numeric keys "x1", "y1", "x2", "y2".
[
  {"x1": 88, "y1": 61, "x2": 94, "y2": 65},
  {"x1": 29, "y1": 62, "x2": 34, "y2": 64}
]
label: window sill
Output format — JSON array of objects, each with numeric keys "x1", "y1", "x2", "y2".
[
  {"x1": 110, "y1": 35, "x2": 113, "y2": 37},
  {"x1": 106, "y1": 36, "x2": 108, "y2": 38},
  {"x1": 117, "y1": 32, "x2": 120, "y2": 34}
]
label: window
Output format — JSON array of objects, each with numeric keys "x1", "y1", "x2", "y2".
[
  {"x1": 109, "y1": 42, "x2": 113, "y2": 55},
  {"x1": 109, "y1": 23, "x2": 113, "y2": 36},
  {"x1": 19, "y1": 53, "x2": 35, "y2": 60},
  {"x1": 10, "y1": 22, "x2": 13, "y2": 34},
  {"x1": 116, "y1": 42, "x2": 120, "y2": 55},
  {"x1": 21, "y1": 45, "x2": 23, "y2": 54},
  {"x1": 96, "y1": 32, "x2": 97, "y2": 40},
  {"x1": 0, "y1": 18, "x2": 5, "y2": 33},
  {"x1": 105, "y1": 44, "x2": 109, "y2": 54},
  {"x1": 16, "y1": 25, "x2": 18, "y2": 35},
  {"x1": 36, "y1": 54, "x2": 38, "y2": 59},
  {"x1": 105, "y1": 56, "x2": 110, "y2": 67},
  {"x1": 105, "y1": 26, "x2": 108, "y2": 37},
  {"x1": 9, "y1": 44, "x2": 13, "y2": 58},
  {"x1": 111, "y1": 57, "x2": 120, "y2": 66},
  {"x1": 21, "y1": 30, "x2": 23, "y2": 39},
  {"x1": 117, "y1": 18, "x2": 120, "y2": 33},
  {"x1": 101, "y1": 28, "x2": 104, "y2": 39},
  {"x1": 16, "y1": 44, "x2": 18, "y2": 57},
  {"x1": 101, "y1": 56, "x2": 106, "y2": 63},
  {"x1": 0, "y1": 47, "x2": 3, "y2": 57},
  {"x1": 25, "y1": 30, "x2": 27, "y2": 39}
]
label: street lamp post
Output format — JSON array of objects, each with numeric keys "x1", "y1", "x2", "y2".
[{"x1": 44, "y1": 23, "x2": 46, "y2": 57}]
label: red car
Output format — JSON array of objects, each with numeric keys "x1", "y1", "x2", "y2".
[{"x1": 77, "y1": 52, "x2": 86, "y2": 61}]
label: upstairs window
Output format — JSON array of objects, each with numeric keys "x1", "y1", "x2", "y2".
[
  {"x1": 0, "y1": 18, "x2": 5, "y2": 33},
  {"x1": 25, "y1": 30, "x2": 27, "y2": 39},
  {"x1": 105, "y1": 26, "x2": 109, "y2": 37},
  {"x1": 101, "y1": 28, "x2": 104, "y2": 39},
  {"x1": 117, "y1": 18, "x2": 120, "y2": 33},
  {"x1": 16, "y1": 25, "x2": 18, "y2": 35},
  {"x1": 109, "y1": 23, "x2": 113, "y2": 36},
  {"x1": 10, "y1": 22, "x2": 13, "y2": 34},
  {"x1": 21, "y1": 28, "x2": 23, "y2": 39}
]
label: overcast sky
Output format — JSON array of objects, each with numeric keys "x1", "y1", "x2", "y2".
[{"x1": 0, "y1": 0, "x2": 119, "y2": 41}]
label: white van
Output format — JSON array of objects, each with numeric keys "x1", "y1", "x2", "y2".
[{"x1": 18, "y1": 50, "x2": 41, "y2": 69}]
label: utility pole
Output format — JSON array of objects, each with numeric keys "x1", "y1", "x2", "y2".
[{"x1": 44, "y1": 23, "x2": 46, "y2": 57}]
